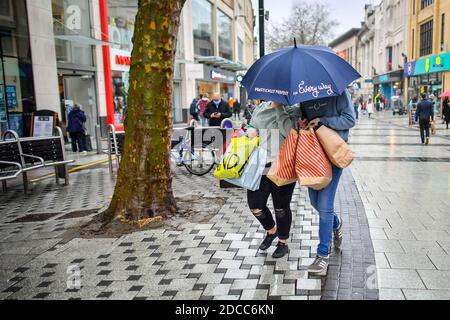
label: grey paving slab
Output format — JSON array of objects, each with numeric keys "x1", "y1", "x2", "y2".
[
  {"x1": 378, "y1": 289, "x2": 405, "y2": 300},
  {"x1": 418, "y1": 270, "x2": 450, "y2": 290},
  {"x1": 385, "y1": 253, "x2": 436, "y2": 270},
  {"x1": 403, "y1": 289, "x2": 450, "y2": 300}
]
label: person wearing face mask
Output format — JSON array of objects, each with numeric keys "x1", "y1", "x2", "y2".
[{"x1": 204, "y1": 92, "x2": 232, "y2": 127}]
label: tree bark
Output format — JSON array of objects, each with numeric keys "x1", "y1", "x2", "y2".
[{"x1": 105, "y1": 0, "x2": 186, "y2": 222}]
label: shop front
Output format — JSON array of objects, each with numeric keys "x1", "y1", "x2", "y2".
[
  {"x1": 52, "y1": 0, "x2": 99, "y2": 141},
  {"x1": 0, "y1": 0, "x2": 36, "y2": 137},
  {"x1": 104, "y1": 0, "x2": 184, "y2": 126},
  {"x1": 107, "y1": 0, "x2": 136, "y2": 127},
  {"x1": 405, "y1": 52, "x2": 450, "y2": 111},
  {"x1": 197, "y1": 65, "x2": 236, "y2": 100},
  {"x1": 373, "y1": 70, "x2": 404, "y2": 109}
]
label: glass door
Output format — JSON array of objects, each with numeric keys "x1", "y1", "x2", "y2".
[{"x1": 62, "y1": 75, "x2": 97, "y2": 138}]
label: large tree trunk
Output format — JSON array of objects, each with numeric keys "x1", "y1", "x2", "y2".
[{"x1": 105, "y1": 0, "x2": 186, "y2": 222}]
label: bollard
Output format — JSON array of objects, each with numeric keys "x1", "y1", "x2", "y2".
[{"x1": 95, "y1": 125, "x2": 102, "y2": 154}]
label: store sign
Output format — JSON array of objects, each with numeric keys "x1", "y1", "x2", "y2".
[
  {"x1": 116, "y1": 55, "x2": 131, "y2": 66},
  {"x1": 337, "y1": 50, "x2": 347, "y2": 60},
  {"x1": 404, "y1": 52, "x2": 450, "y2": 77},
  {"x1": 33, "y1": 116, "x2": 54, "y2": 137},
  {"x1": 186, "y1": 63, "x2": 204, "y2": 80},
  {"x1": 6, "y1": 85, "x2": 17, "y2": 108},
  {"x1": 66, "y1": 5, "x2": 81, "y2": 31},
  {"x1": 110, "y1": 48, "x2": 131, "y2": 72},
  {"x1": 211, "y1": 70, "x2": 235, "y2": 82}
]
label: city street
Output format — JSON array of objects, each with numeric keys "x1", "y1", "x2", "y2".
[{"x1": 0, "y1": 112, "x2": 448, "y2": 300}]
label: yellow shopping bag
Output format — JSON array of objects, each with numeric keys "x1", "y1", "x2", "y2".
[{"x1": 213, "y1": 136, "x2": 259, "y2": 180}]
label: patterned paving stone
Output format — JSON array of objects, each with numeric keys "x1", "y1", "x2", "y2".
[{"x1": 0, "y1": 132, "x2": 380, "y2": 300}]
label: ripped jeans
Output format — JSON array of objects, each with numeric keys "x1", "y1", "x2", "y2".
[{"x1": 247, "y1": 175, "x2": 296, "y2": 240}]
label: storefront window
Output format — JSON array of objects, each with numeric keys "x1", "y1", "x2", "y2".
[
  {"x1": 192, "y1": 0, "x2": 213, "y2": 56},
  {"x1": 0, "y1": 0, "x2": 36, "y2": 136},
  {"x1": 52, "y1": 0, "x2": 93, "y2": 66},
  {"x1": 108, "y1": 0, "x2": 138, "y2": 125},
  {"x1": 108, "y1": 0, "x2": 137, "y2": 52},
  {"x1": 218, "y1": 10, "x2": 232, "y2": 61}
]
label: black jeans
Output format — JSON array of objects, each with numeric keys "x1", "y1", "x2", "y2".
[
  {"x1": 247, "y1": 175, "x2": 296, "y2": 240},
  {"x1": 70, "y1": 131, "x2": 86, "y2": 152},
  {"x1": 419, "y1": 118, "x2": 430, "y2": 143}
]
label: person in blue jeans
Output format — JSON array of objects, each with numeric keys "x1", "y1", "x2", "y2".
[{"x1": 300, "y1": 89, "x2": 356, "y2": 276}]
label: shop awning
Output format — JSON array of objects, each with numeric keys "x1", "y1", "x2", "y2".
[
  {"x1": 195, "y1": 56, "x2": 247, "y2": 72},
  {"x1": 54, "y1": 35, "x2": 117, "y2": 47}
]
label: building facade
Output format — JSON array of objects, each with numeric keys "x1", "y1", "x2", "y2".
[
  {"x1": 405, "y1": 0, "x2": 450, "y2": 111},
  {"x1": 328, "y1": 28, "x2": 361, "y2": 95},
  {"x1": 357, "y1": 4, "x2": 377, "y2": 98},
  {"x1": 0, "y1": 0, "x2": 255, "y2": 138},
  {"x1": 372, "y1": 0, "x2": 408, "y2": 106}
]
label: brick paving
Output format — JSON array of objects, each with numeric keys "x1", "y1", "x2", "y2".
[{"x1": 0, "y1": 128, "x2": 381, "y2": 300}]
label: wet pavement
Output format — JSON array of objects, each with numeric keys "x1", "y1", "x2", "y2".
[
  {"x1": 0, "y1": 111, "x2": 448, "y2": 300},
  {"x1": 350, "y1": 111, "x2": 450, "y2": 300}
]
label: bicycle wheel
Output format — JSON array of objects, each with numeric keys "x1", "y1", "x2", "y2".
[{"x1": 183, "y1": 142, "x2": 216, "y2": 176}]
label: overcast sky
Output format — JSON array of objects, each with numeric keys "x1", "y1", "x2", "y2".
[{"x1": 252, "y1": 0, "x2": 382, "y2": 41}]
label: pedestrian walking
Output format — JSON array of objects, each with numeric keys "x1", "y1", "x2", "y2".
[
  {"x1": 300, "y1": 89, "x2": 356, "y2": 276},
  {"x1": 415, "y1": 93, "x2": 434, "y2": 145},
  {"x1": 189, "y1": 97, "x2": 200, "y2": 122},
  {"x1": 352, "y1": 96, "x2": 359, "y2": 120},
  {"x1": 233, "y1": 99, "x2": 241, "y2": 120},
  {"x1": 367, "y1": 97, "x2": 374, "y2": 119},
  {"x1": 442, "y1": 98, "x2": 450, "y2": 129},
  {"x1": 204, "y1": 93, "x2": 232, "y2": 127},
  {"x1": 67, "y1": 103, "x2": 87, "y2": 154},
  {"x1": 197, "y1": 94, "x2": 210, "y2": 127},
  {"x1": 244, "y1": 100, "x2": 256, "y2": 124},
  {"x1": 246, "y1": 101, "x2": 299, "y2": 258}
]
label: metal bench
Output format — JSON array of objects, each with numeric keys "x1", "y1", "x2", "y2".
[
  {"x1": 1, "y1": 127, "x2": 74, "y2": 192},
  {"x1": 0, "y1": 138, "x2": 24, "y2": 192},
  {"x1": 1, "y1": 131, "x2": 44, "y2": 192}
]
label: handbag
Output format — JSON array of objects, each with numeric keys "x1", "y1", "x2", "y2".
[
  {"x1": 295, "y1": 127, "x2": 332, "y2": 190},
  {"x1": 430, "y1": 121, "x2": 436, "y2": 135},
  {"x1": 225, "y1": 147, "x2": 267, "y2": 191},
  {"x1": 267, "y1": 128, "x2": 299, "y2": 187},
  {"x1": 213, "y1": 136, "x2": 259, "y2": 180},
  {"x1": 315, "y1": 125, "x2": 353, "y2": 168}
]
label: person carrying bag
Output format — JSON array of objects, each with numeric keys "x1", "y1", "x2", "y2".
[
  {"x1": 245, "y1": 101, "x2": 300, "y2": 259},
  {"x1": 299, "y1": 89, "x2": 356, "y2": 277}
]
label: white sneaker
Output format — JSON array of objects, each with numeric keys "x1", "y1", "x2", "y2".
[{"x1": 82, "y1": 151, "x2": 88, "y2": 155}]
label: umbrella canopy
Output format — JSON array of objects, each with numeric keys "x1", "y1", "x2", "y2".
[
  {"x1": 241, "y1": 44, "x2": 361, "y2": 105},
  {"x1": 440, "y1": 91, "x2": 450, "y2": 98}
]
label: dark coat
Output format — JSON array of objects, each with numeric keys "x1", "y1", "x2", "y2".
[
  {"x1": 67, "y1": 107, "x2": 87, "y2": 133},
  {"x1": 204, "y1": 100, "x2": 232, "y2": 127},
  {"x1": 415, "y1": 99, "x2": 434, "y2": 122},
  {"x1": 443, "y1": 102, "x2": 450, "y2": 120}
]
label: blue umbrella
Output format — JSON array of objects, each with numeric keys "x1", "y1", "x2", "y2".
[{"x1": 241, "y1": 43, "x2": 361, "y2": 105}]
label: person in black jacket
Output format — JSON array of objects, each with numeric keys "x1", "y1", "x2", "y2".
[
  {"x1": 204, "y1": 92, "x2": 232, "y2": 127},
  {"x1": 415, "y1": 93, "x2": 434, "y2": 145}
]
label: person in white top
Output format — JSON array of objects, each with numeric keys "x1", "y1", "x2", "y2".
[{"x1": 367, "y1": 98, "x2": 375, "y2": 119}]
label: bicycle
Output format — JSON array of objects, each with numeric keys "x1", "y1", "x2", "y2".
[{"x1": 171, "y1": 128, "x2": 216, "y2": 176}]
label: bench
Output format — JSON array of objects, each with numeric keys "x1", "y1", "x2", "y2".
[
  {"x1": 0, "y1": 139, "x2": 24, "y2": 192},
  {"x1": 1, "y1": 127, "x2": 74, "y2": 192}
]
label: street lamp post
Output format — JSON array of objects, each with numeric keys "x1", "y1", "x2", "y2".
[{"x1": 259, "y1": 0, "x2": 265, "y2": 58}]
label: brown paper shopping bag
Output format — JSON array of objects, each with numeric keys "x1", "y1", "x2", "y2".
[{"x1": 315, "y1": 125, "x2": 353, "y2": 169}]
